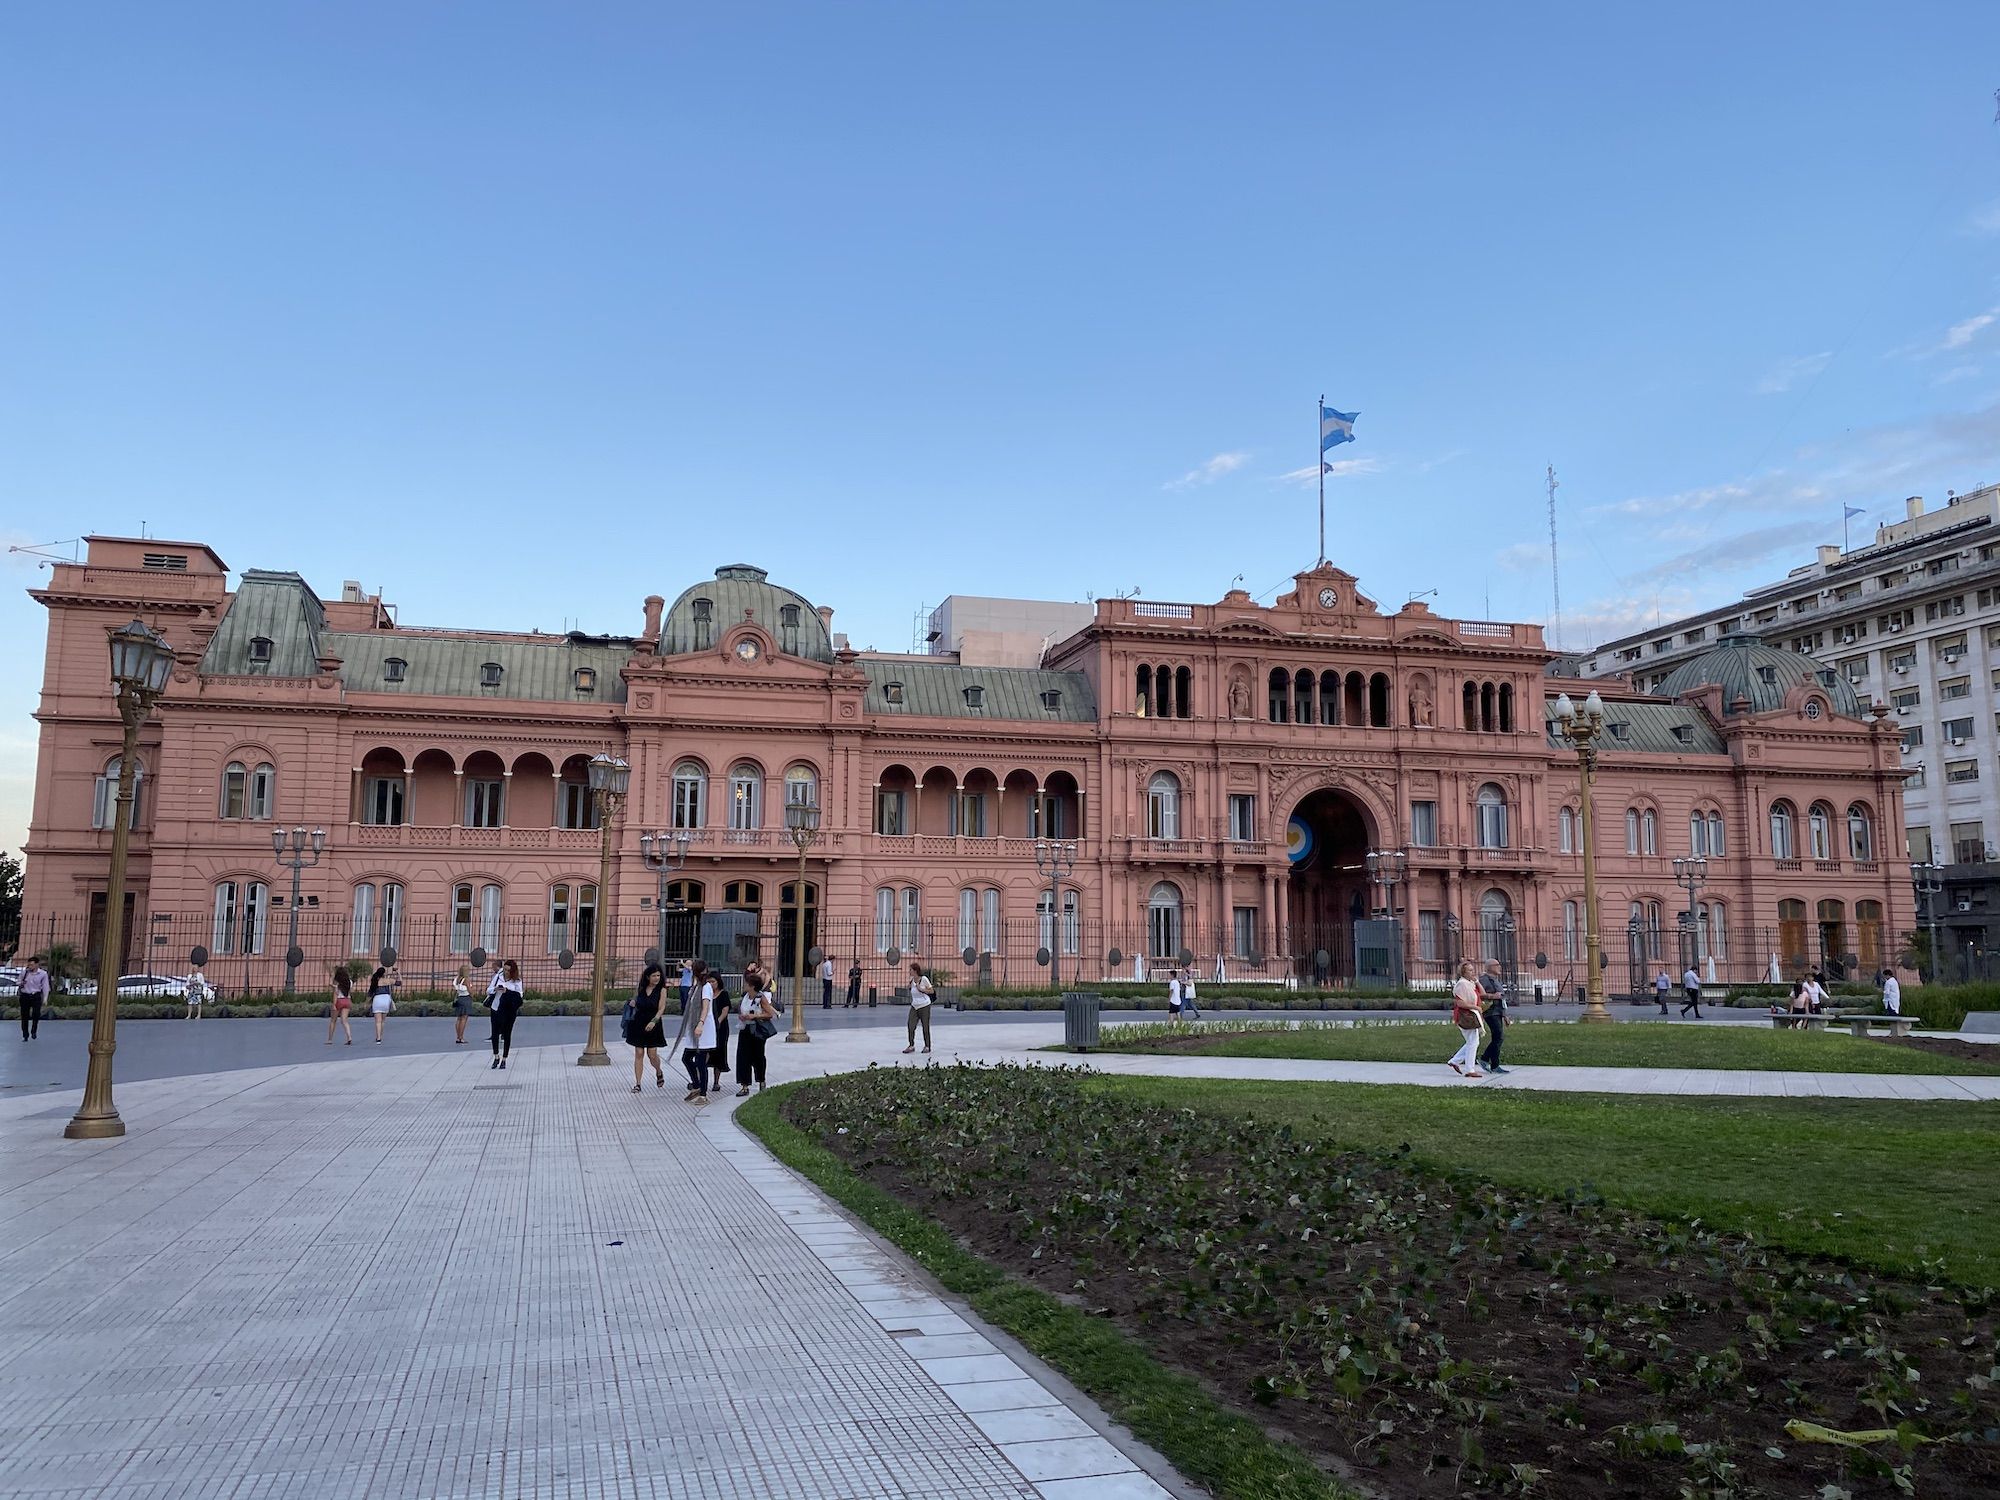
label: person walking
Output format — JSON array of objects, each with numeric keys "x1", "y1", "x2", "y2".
[
  {"x1": 845, "y1": 958, "x2": 863, "y2": 1008},
  {"x1": 678, "y1": 959, "x2": 694, "y2": 1015},
  {"x1": 17, "y1": 957, "x2": 48, "y2": 1040},
  {"x1": 489, "y1": 960, "x2": 524, "y2": 1068},
  {"x1": 1166, "y1": 968, "x2": 1184, "y2": 1023},
  {"x1": 327, "y1": 965, "x2": 354, "y2": 1045},
  {"x1": 736, "y1": 974, "x2": 778, "y2": 1095},
  {"x1": 819, "y1": 953, "x2": 835, "y2": 1010},
  {"x1": 1477, "y1": 958, "x2": 1509, "y2": 1075},
  {"x1": 1652, "y1": 967, "x2": 1672, "y2": 1015},
  {"x1": 452, "y1": 964, "x2": 473, "y2": 1044},
  {"x1": 708, "y1": 964, "x2": 736, "y2": 1094},
  {"x1": 1680, "y1": 962, "x2": 1703, "y2": 1019},
  {"x1": 1182, "y1": 969, "x2": 1201, "y2": 1021},
  {"x1": 1881, "y1": 967, "x2": 1902, "y2": 1016},
  {"x1": 625, "y1": 962, "x2": 669, "y2": 1093},
  {"x1": 367, "y1": 966, "x2": 396, "y2": 1043},
  {"x1": 682, "y1": 961, "x2": 717, "y2": 1102},
  {"x1": 1447, "y1": 961, "x2": 1486, "y2": 1079},
  {"x1": 1804, "y1": 970, "x2": 1830, "y2": 1015},
  {"x1": 902, "y1": 963, "x2": 934, "y2": 1055}
]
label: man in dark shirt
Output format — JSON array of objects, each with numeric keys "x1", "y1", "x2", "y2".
[
  {"x1": 845, "y1": 960, "x2": 863, "y2": 1007},
  {"x1": 1477, "y1": 958, "x2": 1509, "y2": 1075},
  {"x1": 17, "y1": 957, "x2": 50, "y2": 1039}
]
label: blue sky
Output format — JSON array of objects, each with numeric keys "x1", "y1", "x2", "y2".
[{"x1": 4, "y1": 4, "x2": 1999, "y2": 856}]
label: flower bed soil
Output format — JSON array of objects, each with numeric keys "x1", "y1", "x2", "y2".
[
  {"x1": 1878, "y1": 1035, "x2": 1999, "y2": 1065},
  {"x1": 785, "y1": 1064, "x2": 2000, "y2": 1498}
]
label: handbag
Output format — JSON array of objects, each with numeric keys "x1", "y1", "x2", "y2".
[
  {"x1": 749, "y1": 1016, "x2": 778, "y2": 1040},
  {"x1": 621, "y1": 999, "x2": 637, "y2": 1026}
]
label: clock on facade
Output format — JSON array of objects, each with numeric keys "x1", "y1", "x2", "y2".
[
  {"x1": 1317, "y1": 586, "x2": 1339, "y2": 608},
  {"x1": 735, "y1": 639, "x2": 760, "y2": 661}
]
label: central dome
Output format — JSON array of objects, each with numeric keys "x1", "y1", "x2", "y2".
[
  {"x1": 1655, "y1": 633, "x2": 1862, "y2": 718},
  {"x1": 659, "y1": 565, "x2": 834, "y2": 662}
]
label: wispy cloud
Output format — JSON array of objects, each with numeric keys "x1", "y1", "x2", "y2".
[
  {"x1": 1277, "y1": 457, "x2": 1383, "y2": 485},
  {"x1": 1944, "y1": 307, "x2": 1999, "y2": 351},
  {"x1": 1970, "y1": 201, "x2": 2000, "y2": 236},
  {"x1": 1164, "y1": 451, "x2": 1249, "y2": 490},
  {"x1": 1935, "y1": 363, "x2": 1983, "y2": 387},
  {"x1": 1756, "y1": 351, "x2": 1831, "y2": 395}
]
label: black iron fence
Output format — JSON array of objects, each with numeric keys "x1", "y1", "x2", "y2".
[{"x1": 0, "y1": 908, "x2": 1913, "y2": 1001}]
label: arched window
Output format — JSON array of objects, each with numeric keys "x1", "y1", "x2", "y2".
[
  {"x1": 1642, "y1": 808, "x2": 1658, "y2": 856},
  {"x1": 479, "y1": 883, "x2": 502, "y2": 950},
  {"x1": 351, "y1": 881, "x2": 403, "y2": 955},
  {"x1": 785, "y1": 765, "x2": 817, "y2": 809},
  {"x1": 1318, "y1": 669, "x2": 1341, "y2": 725},
  {"x1": 1369, "y1": 672, "x2": 1390, "y2": 728},
  {"x1": 1856, "y1": 899, "x2": 1884, "y2": 972},
  {"x1": 212, "y1": 880, "x2": 269, "y2": 956},
  {"x1": 351, "y1": 883, "x2": 376, "y2": 954},
  {"x1": 1817, "y1": 898, "x2": 1848, "y2": 972},
  {"x1": 452, "y1": 883, "x2": 476, "y2": 952},
  {"x1": 1146, "y1": 882, "x2": 1183, "y2": 959},
  {"x1": 93, "y1": 756, "x2": 144, "y2": 829},
  {"x1": 1625, "y1": 808, "x2": 1641, "y2": 855},
  {"x1": 249, "y1": 763, "x2": 274, "y2": 820},
  {"x1": 875, "y1": 888, "x2": 896, "y2": 952},
  {"x1": 1293, "y1": 668, "x2": 1315, "y2": 725},
  {"x1": 901, "y1": 886, "x2": 921, "y2": 949},
  {"x1": 728, "y1": 763, "x2": 762, "y2": 831},
  {"x1": 691, "y1": 597, "x2": 713, "y2": 650},
  {"x1": 1480, "y1": 681, "x2": 1496, "y2": 733},
  {"x1": 1462, "y1": 681, "x2": 1478, "y2": 730},
  {"x1": 1562, "y1": 899, "x2": 1579, "y2": 960},
  {"x1": 1847, "y1": 803, "x2": 1874, "y2": 861},
  {"x1": 1038, "y1": 888, "x2": 1082, "y2": 956},
  {"x1": 1690, "y1": 810, "x2": 1708, "y2": 856},
  {"x1": 1479, "y1": 889, "x2": 1512, "y2": 962},
  {"x1": 1174, "y1": 665, "x2": 1191, "y2": 720},
  {"x1": 1558, "y1": 806, "x2": 1575, "y2": 853},
  {"x1": 221, "y1": 761, "x2": 247, "y2": 819},
  {"x1": 981, "y1": 887, "x2": 1001, "y2": 951},
  {"x1": 547, "y1": 882, "x2": 597, "y2": 954},
  {"x1": 1146, "y1": 772, "x2": 1182, "y2": 840},
  {"x1": 671, "y1": 762, "x2": 706, "y2": 829},
  {"x1": 958, "y1": 889, "x2": 978, "y2": 952},
  {"x1": 1475, "y1": 783, "x2": 1508, "y2": 849},
  {"x1": 1498, "y1": 683, "x2": 1515, "y2": 733},
  {"x1": 1136, "y1": 664, "x2": 1154, "y2": 718},
  {"x1": 1696, "y1": 900, "x2": 1726, "y2": 961},
  {"x1": 1267, "y1": 667, "x2": 1289, "y2": 723},
  {"x1": 1769, "y1": 800, "x2": 1797, "y2": 860},
  {"x1": 1155, "y1": 664, "x2": 1173, "y2": 719},
  {"x1": 1708, "y1": 812, "x2": 1725, "y2": 858},
  {"x1": 1808, "y1": 802, "x2": 1834, "y2": 861},
  {"x1": 1777, "y1": 898, "x2": 1808, "y2": 972}
]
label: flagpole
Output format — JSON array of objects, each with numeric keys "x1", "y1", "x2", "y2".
[{"x1": 1317, "y1": 393, "x2": 1325, "y2": 564}]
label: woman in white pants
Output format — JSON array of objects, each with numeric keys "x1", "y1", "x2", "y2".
[{"x1": 1447, "y1": 961, "x2": 1486, "y2": 1079}]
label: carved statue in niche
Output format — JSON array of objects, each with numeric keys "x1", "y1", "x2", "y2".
[
  {"x1": 1228, "y1": 673, "x2": 1251, "y2": 719},
  {"x1": 1409, "y1": 676, "x2": 1434, "y2": 728}
]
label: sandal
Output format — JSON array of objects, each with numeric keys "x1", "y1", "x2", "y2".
[
  {"x1": 655, "y1": 1070, "x2": 665, "y2": 1089},
  {"x1": 630, "y1": 1083, "x2": 642, "y2": 1094},
  {"x1": 735, "y1": 1087, "x2": 750, "y2": 1097}
]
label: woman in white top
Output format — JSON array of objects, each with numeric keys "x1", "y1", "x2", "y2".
[
  {"x1": 452, "y1": 964, "x2": 473, "y2": 1045},
  {"x1": 681, "y1": 962, "x2": 718, "y2": 1102},
  {"x1": 902, "y1": 963, "x2": 934, "y2": 1055},
  {"x1": 735, "y1": 978, "x2": 778, "y2": 1096},
  {"x1": 1447, "y1": 961, "x2": 1486, "y2": 1079},
  {"x1": 489, "y1": 960, "x2": 524, "y2": 1069}
]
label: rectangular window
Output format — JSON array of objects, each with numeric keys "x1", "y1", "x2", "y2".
[
  {"x1": 1888, "y1": 650, "x2": 1916, "y2": 672},
  {"x1": 901, "y1": 887, "x2": 921, "y2": 949},
  {"x1": 575, "y1": 884, "x2": 598, "y2": 954},
  {"x1": 958, "y1": 889, "x2": 977, "y2": 952},
  {"x1": 1946, "y1": 760, "x2": 1979, "y2": 784},
  {"x1": 363, "y1": 777, "x2": 404, "y2": 826},
  {"x1": 451, "y1": 884, "x2": 475, "y2": 952},
  {"x1": 479, "y1": 884, "x2": 502, "y2": 950},
  {"x1": 875, "y1": 789, "x2": 906, "y2": 836},
  {"x1": 560, "y1": 781, "x2": 596, "y2": 830},
  {"x1": 548, "y1": 884, "x2": 572, "y2": 954},
  {"x1": 1228, "y1": 794, "x2": 1257, "y2": 842},
  {"x1": 1941, "y1": 676, "x2": 1972, "y2": 701},
  {"x1": 1061, "y1": 890, "x2": 1079, "y2": 955},
  {"x1": 213, "y1": 882, "x2": 239, "y2": 957},
  {"x1": 1944, "y1": 716, "x2": 1975, "y2": 742},
  {"x1": 1232, "y1": 905, "x2": 1257, "y2": 957},
  {"x1": 874, "y1": 889, "x2": 894, "y2": 952},
  {"x1": 980, "y1": 888, "x2": 999, "y2": 951},
  {"x1": 1417, "y1": 910, "x2": 1442, "y2": 963},
  {"x1": 1409, "y1": 800, "x2": 1438, "y2": 847},
  {"x1": 1891, "y1": 688, "x2": 1920, "y2": 710},
  {"x1": 1936, "y1": 631, "x2": 1969, "y2": 655},
  {"x1": 465, "y1": 779, "x2": 504, "y2": 828},
  {"x1": 351, "y1": 884, "x2": 375, "y2": 954},
  {"x1": 1839, "y1": 657, "x2": 1867, "y2": 683},
  {"x1": 380, "y1": 883, "x2": 403, "y2": 951},
  {"x1": 951, "y1": 793, "x2": 987, "y2": 837},
  {"x1": 1908, "y1": 826, "x2": 1934, "y2": 863},
  {"x1": 1952, "y1": 821, "x2": 1985, "y2": 863},
  {"x1": 1902, "y1": 725, "x2": 1923, "y2": 749}
]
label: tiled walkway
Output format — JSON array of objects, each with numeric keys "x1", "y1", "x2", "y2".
[{"x1": 0, "y1": 1049, "x2": 1179, "y2": 1500}]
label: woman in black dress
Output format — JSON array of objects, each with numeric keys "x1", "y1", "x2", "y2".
[
  {"x1": 625, "y1": 962, "x2": 669, "y2": 1093},
  {"x1": 709, "y1": 962, "x2": 742, "y2": 1094}
]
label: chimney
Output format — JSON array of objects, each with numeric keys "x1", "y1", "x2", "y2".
[
  {"x1": 341, "y1": 580, "x2": 364, "y2": 603},
  {"x1": 1816, "y1": 545, "x2": 1839, "y2": 565},
  {"x1": 1905, "y1": 496, "x2": 1924, "y2": 520},
  {"x1": 817, "y1": 605, "x2": 834, "y2": 633}
]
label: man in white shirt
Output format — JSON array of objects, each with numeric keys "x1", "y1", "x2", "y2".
[
  {"x1": 1880, "y1": 968, "x2": 1902, "y2": 1016},
  {"x1": 1680, "y1": 964, "x2": 1702, "y2": 1019},
  {"x1": 1167, "y1": 970, "x2": 1184, "y2": 1022},
  {"x1": 17, "y1": 957, "x2": 50, "y2": 1040},
  {"x1": 820, "y1": 955, "x2": 835, "y2": 1010}
]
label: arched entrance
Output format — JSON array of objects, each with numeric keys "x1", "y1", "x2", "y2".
[{"x1": 1286, "y1": 787, "x2": 1375, "y2": 978}]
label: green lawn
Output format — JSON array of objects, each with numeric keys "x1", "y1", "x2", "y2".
[
  {"x1": 1095, "y1": 1074, "x2": 2000, "y2": 1285},
  {"x1": 1088, "y1": 1016, "x2": 2000, "y2": 1074}
]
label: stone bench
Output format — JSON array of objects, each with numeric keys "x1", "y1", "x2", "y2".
[
  {"x1": 1840, "y1": 1014, "x2": 1916, "y2": 1039},
  {"x1": 1768, "y1": 1011, "x2": 1829, "y2": 1031}
]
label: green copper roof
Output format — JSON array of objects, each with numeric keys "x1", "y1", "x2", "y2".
[
  {"x1": 1654, "y1": 634, "x2": 1863, "y2": 718},
  {"x1": 861, "y1": 659, "x2": 1096, "y2": 721},
  {"x1": 201, "y1": 570, "x2": 325, "y2": 677},
  {"x1": 660, "y1": 565, "x2": 834, "y2": 662},
  {"x1": 329, "y1": 633, "x2": 631, "y2": 703},
  {"x1": 1542, "y1": 697, "x2": 1726, "y2": 755}
]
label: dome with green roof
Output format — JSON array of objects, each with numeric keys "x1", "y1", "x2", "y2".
[
  {"x1": 1654, "y1": 633, "x2": 1862, "y2": 718},
  {"x1": 659, "y1": 564, "x2": 834, "y2": 662}
]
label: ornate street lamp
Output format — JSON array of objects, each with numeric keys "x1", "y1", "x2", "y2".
[
  {"x1": 784, "y1": 798, "x2": 822, "y2": 1043},
  {"x1": 1912, "y1": 860, "x2": 1944, "y2": 984},
  {"x1": 1364, "y1": 848, "x2": 1408, "y2": 916},
  {"x1": 638, "y1": 829, "x2": 692, "y2": 977},
  {"x1": 1034, "y1": 837, "x2": 1079, "y2": 991},
  {"x1": 1672, "y1": 854, "x2": 1709, "y2": 978},
  {"x1": 1551, "y1": 690, "x2": 1614, "y2": 1023},
  {"x1": 578, "y1": 753, "x2": 630, "y2": 1067},
  {"x1": 273, "y1": 825, "x2": 327, "y2": 993},
  {"x1": 66, "y1": 619, "x2": 174, "y2": 1140}
]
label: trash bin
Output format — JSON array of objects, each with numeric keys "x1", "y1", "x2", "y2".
[{"x1": 1062, "y1": 991, "x2": 1101, "y2": 1052}]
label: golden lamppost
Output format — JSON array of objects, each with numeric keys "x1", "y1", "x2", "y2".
[
  {"x1": 65, "y1": 619, "x2": 174, "y2": 1140},
  {"x1": 784, "y1": 797, "x2": 822, "y2": 1043},
  {"x1": 1551, "y1": 690, "x2": 1614, "y2": 1024},
  {"x1": 578, "y1": 752, "x2": 630, "y2": 1067}
]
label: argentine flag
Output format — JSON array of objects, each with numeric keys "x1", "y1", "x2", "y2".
[{"x1": 1320, "y1": 407, "x2": 1358, "y2": 451}]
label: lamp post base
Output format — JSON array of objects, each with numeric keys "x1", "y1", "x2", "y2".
[
  {"x1": 1577, "y1": 992, "x2": 1615, "y2": 1024},
  {"x1": 576, "y1": 1050, "x2": 611, "y2": 1067},
  {"x1": 784, "y1": 1033, "x2": 811, "y2": 1043},
  {"x1": 64, "y1": 1110, "x2": 126, "y2": 1139}
]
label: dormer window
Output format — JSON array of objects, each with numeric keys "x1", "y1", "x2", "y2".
[
  {"x1": 1609, "y1": 721, "x2": 1630, "y2": 740},
  {"x1": 779, "y1": 603, "x2": 800, "y2": 654},
  {"x1": 692, "y1": 598, "x2": 713, "y2": 651},
  {"x1": 479, "y1": 662, "x2": 503, "y2": 689},
  {"x1": 883, "y1": 681, "x2": 904, "y2": 705},
  {"x1": 1040, "y1": 689, "x2": 1062, "y2": 712},
  {"x1": 574, "y1": 667, "x2": 596, "y2": 696},
  {"x1": 383, "y1": 657, "x2": 407, "y2": 683},
  {"x1": 1672, "y1": 724, "x2": 1694, "y2": 745},
  {"x1": 963, "y1": 685, "x2": 985, "y2": 710},
  {"x1": 248, "y1": 637, "x2": 273, "y2": 663},
  {"x1": 1757, "y1": 666, "x2": 1778, "y2": 687}
]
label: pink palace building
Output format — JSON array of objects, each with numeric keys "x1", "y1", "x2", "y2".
[{"x1": 18, "y1": 535, "x2": 1912, "y2": 995}]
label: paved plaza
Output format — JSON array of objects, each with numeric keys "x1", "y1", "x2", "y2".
[{"x1": 3, "y1": 1008, "x2": 1995, "y2": 1500}]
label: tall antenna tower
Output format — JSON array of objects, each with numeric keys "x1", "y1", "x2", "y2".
[{"x1": 1546, "y1": 464, "x2": 1564, "y2": 651}]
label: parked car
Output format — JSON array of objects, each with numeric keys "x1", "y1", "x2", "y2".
[
  {"x1": 0, "y1": 966, "x2": 22, "y2": 996},
  {"x1": 60, "y1": 978, "x2": 97, "y2": 996}
]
